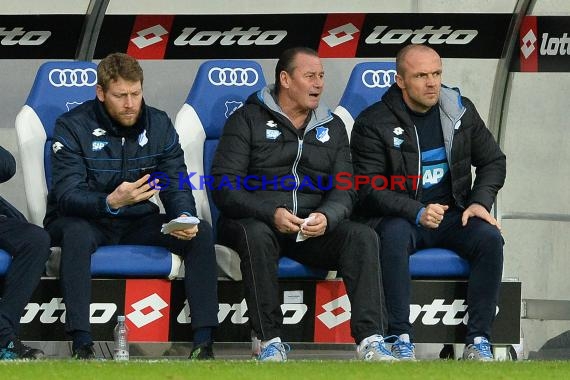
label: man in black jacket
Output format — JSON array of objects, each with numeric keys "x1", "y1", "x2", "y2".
[
  {"x1": 212, "y1": 47, "x2": 394, "y2": 361},
  {"x1": 351, "y1": 44, "x2": 506, "y2": 361},
  {"x1": 0, "y1": 146, "x2": 50, "y2": 360},
  {"x1": 45, "y1": 53, "x2": 218, "y2": 359}
]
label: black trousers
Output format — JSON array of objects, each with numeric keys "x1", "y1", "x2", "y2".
[
  {"x1": 218, "y1": 216, "x2": 386, "y2": 344},
  {"x1": 46, "y1": 214, "x2": 219, "y2": 335},
  {"x1": 0, "y1": 216, "x2": 51, "y2": 346},
  {"x1": 374, "y1": 208, "x2": 504, "y2": 344}
]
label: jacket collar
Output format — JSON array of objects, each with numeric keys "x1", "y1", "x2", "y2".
[{"x1": 253, "y1": 85, "x2": 334, "y2": 132}]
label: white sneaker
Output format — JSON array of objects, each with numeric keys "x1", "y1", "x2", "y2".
[
  {"x1": 463, "y1": 337, "x2": 493, "y2": 361},
  {"x1": 356, "y1": 334, "x2": 397, "y2": 361},
  {"x1": 391, "y1": 334, "x2": 416, "y2": 361},
  {"x1": 258, "y1": 338, "x2": 290, "y2": 362}
]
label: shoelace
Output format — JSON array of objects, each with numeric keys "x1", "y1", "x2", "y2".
[
  {"x1": 393, "y1": 339, "x2": 415, "y2": 358},
  {"x1": 258, "y1": 342, "x2": 291, "y2": 361},
  {"x1": 369, "y1": 339, "x2": 393, "y2": 356},
  {"x1": 473, "y1": 339, "x2": 493, "y2": 359}
]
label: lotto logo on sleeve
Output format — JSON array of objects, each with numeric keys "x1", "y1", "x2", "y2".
[
  {"x1": 314, "y1": 281, "x2": 353, "y2": 343},
  {"x1": 124, "y1": 279, "x2": 172, "y2": 341}
]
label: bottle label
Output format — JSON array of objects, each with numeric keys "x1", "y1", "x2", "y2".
[{"x1": 114, "y1": 349, "x2": 129, "y2": 361}]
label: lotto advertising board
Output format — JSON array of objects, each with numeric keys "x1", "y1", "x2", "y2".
[
  {"x1": 94, "y1": 13, "x2": 511, "y2": 60},
  {"x1": 5, "y1": 278, "x2": 520, "y2": 344},
  {"x1": 516, "y1": 16, "x2": 570, "y2": 72}
]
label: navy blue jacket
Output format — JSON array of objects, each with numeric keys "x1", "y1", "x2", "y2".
[{"x1": 45, "y1": 99, "x2": 195, "y2": 226}]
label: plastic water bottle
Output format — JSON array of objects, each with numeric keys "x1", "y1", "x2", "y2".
[{"x1": 113, "y1": 315, "x2": 129, "y2": 361}]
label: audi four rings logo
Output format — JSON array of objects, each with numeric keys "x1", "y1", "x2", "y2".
[
  {"x1": 208, "y1": 67, "x2": 259, "y2": 87},
  {"x1": 361, "y1": 69, "x2": 397, "y2": 88},
  {"x1": 48, "y1": 68, "x2": 97, "y2": 88}
]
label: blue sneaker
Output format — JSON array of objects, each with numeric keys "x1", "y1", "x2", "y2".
[
  {"x1": 463, "y1": 337, "x2": 493, "y2": 361},
  {"x1": 258, "y1": 341, "x2": 290, "y2": 362},
  {"x1": 356, "y1": 335, "x2": 397, "y2": 361},
  {"x1": 391, "y1": 334, "x2": 416, "y2": 360}
]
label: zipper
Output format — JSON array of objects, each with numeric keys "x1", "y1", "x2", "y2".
[
  {"x1": 413, "y1": 125, "x2": 421, "y2": 200},
  {"x1": 121, "y1": 137, "x2": 127, "y2": 180},
  {"x1": 291, "y1": 137, "x2": 304, "y2": 215}
]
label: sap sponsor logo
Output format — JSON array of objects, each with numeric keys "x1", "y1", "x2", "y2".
[
  {"x1": 365, "y1": 25, "x2": 478, "y2": 46},
  {"x1": 540, "y1": 32, "x2": 570, "y2": 56},
  {"x1": 174, "y1": 27, "x2": 287, "y2": 46},
  {"x1": 177, "y1": 299, "x2": 307, "y2": 325},
  {"x1": 422, "y1": 163, "x2": 448, "y2": 188},
  {"x1": 20, "y1": 298, "x2": 117, "y2": 324},
  {"x1": 92, "y1": 141, "x2": 108, "y2": 152},
  {"x1": 409, "y1": 299, "x2": 499, "y2": 326},
  {"x1": 0, "y1": 27, "x2": 51, "y2": 46}
]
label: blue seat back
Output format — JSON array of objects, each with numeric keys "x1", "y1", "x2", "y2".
[
  {"x1": 24, "y1": 61, "x2": 98, "y2": 191},
  {"x1": 334, "y1": 61, "x2": 397, "y2": 139},
  {"x1": 0, "y1": 249, "x2": 11, "y2": 276},
  {"x1": 179, "y1": 60, "x2": 267, "y2": 230}
]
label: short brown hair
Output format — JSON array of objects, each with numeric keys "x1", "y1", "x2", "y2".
[{"x1": 97, "y1": 53, "x2": 144, "y2": 91}]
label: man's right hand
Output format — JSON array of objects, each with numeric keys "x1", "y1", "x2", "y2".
[
  {"x1": 106, "y1": 174, "x2": 159, "y2": 210},
  {"x1": 274, "y1": 207, "x2": 304, "y2": 234},
  {"x1": 419, "y1": 203, "x2": 449, "y2": 229}
]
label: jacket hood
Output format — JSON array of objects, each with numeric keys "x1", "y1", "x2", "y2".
[{"x1": 250, "y1": 85, "x2": 334, "y2": 131}]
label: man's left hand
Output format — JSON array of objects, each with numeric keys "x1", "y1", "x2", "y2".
[
  {"x1": 170, "y1": 214, "x2": 199, "y2": 240},
  {"x1": 461, "y1": 203, "x2": 502, "y2": 231},
  {"x1": 299, "y1": 212, "x2": 327, "y2": 238}
]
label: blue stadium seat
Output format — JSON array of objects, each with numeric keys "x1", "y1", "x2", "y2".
[
  {"x1": 174, "y1": 60, "x2": 329, "y2": 280},
  {"x1": 334, "y1": 61, "x2": 397, "y2": 138},
  {"x1": 334, "y1": 61, "x2": 469, "y2": 278},
  {"x1": 0, "y1": 249, "x2": 11, "y2": 276},
  {"x1": 15, "y1": 61, "x2": 180, "y2": 279}
]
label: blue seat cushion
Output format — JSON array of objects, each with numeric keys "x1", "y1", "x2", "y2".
[
  {"x1": 278, "y1": 257, "x2": 329, "y2": 279},
  {"x1": 409, "y1": 248, "x2": 470, "y2": 278},
  {"x1": 0, "y1": 249, "x2": 11, "y2": 276},
  {"x1": 90, "y1": 245, "x2": 174, "y2": 277}
]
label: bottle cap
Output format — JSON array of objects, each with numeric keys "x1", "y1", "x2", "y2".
[{"x1": 118, "y1": 315, "x2": 126, "y2": 322}]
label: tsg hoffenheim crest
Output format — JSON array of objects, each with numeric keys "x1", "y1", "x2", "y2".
[{"x1": 315, "y1": 126, "x2": 330, "y2": 143}]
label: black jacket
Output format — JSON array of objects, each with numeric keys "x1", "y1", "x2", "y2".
[
  {"x1": 211, "y1": 86, "x2": 355, "y2": 233},
  {"x1": 0, "y1": 145, "x2": 26, "y2": 221},
  {"x1": 45, "y1": 99, "x2": 196, "y2": 226},
  {"x1": 351, "y1": 84, "x2": 506, "y2": 223}
]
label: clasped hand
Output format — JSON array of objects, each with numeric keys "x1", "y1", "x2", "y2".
[{"x1": 274, "y1": 208, "x2": 327, "y2": 237}]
